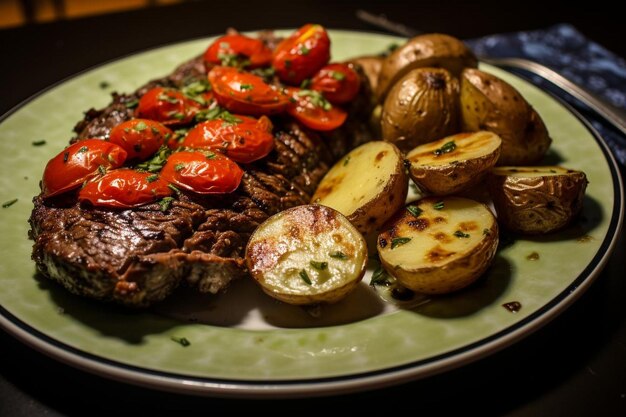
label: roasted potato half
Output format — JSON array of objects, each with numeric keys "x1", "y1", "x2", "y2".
[
  {"x1": 406, "y1": 131, "x2": 502, "y2": 195},
  {"x1": 382, "y1": 67, "x2": 459, "y2": 152},
  {"x1": 377, "y1": 33, "x2": 477, "y2": 101},
  {"x1": 488, "y1": 166, "x2": 588, "y2": 234},
  {"x1": 460, "y1": 68, "x2": 551, "y2": 165},
  {"x1": 246, "y1": 205, "x2": 368, "y2": 305},
  {"x1": 377, "y1": 196, "x2": 498, "y2": 294},
  {"x1": 311, "y1": 141, "x2": 408, "y2": 234}
]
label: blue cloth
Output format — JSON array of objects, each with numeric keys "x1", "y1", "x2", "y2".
[{"x1": 466, "y1": 24, "x2": 626, "y2": 166}]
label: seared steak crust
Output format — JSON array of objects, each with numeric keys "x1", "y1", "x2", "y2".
[{"x1": 30, "y1": 53, "x2": 373, "y2": 307}]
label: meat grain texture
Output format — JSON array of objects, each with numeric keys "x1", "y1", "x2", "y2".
[{"x1": 29, "y1": 54, "x2": 373, "y2": 307}]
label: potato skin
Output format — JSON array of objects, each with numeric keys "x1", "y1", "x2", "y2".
[
  {"x1": 377, "y1": 197, "x2": 499, "y2": 294},
  {"x1": 382, "y1": 67, "x2": 459, "y2": 152},
  {"x1": 406, "y1": 131, "x2": 502, "y2": 196},
  {"x1": 377, "y1": 33, "x2": 477, "y2": 101},
  {"x1": 488, "y1": 167, "x2": 588, "y2": 234},
  {"x1": 460, "y1": 68, "x2": 551, "y2": 165},
  {"x1": 349, "y1": 55, "x2": 384, "y2": 100}
]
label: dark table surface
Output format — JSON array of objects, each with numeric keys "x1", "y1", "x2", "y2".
[{"x1": 1, "y1": 1, "x2": 625, "y2": 415}]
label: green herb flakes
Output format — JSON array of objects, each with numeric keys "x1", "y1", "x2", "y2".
[
  {"x1": 146, "y1": 174, "x2": 159, "y2": 183},
  {"x1": 99, "y1": 81, "x2": 110, "y2": 89},
  {"x1": 454, "y1": 230, "x2": 470, "y2": 238},
  {"x1": 159, "y1": 196, "x2": 175, "y2": 211},
  {"x1": 78, "y1": 146, "x2": 88, "y2": 153},
  {"x1": 32, "y1": 140, "x2": 46, "y2": 146},
  {"x1": 406, "y1": 206, "x2": 423, "y2": 217},
  {"x1": 299, "y1": 269, "x2": 312, "y2": 285},
  {"x1": 391, "y1": 237, "x2": 411, "y2": 249},
  {"x1": 433, "y1": 141, "x2": 457, "y2": 156},
  {"x1": 125, "y1": 99, "x2": 139, "y2": 109},
  {"x1": 433, "y1": 201, "x2": 444, "y2": 210},
  {"x1": 310, "y1": 261, "x2": 328, "y2": 270},
  {"x1": 297, "y1": 89, "x2": 332, "y2": 110},
  {"x1": 329, "y1": 251, "x2": 348, "y2": 260},
  {"x1": 239, "y1": 84, "x2": 253, "y2": 91},
  {"x1": 343, "y1": 155, "x2": 351, "y2": 166},
  {"x1": 330, "y1": 71, "x2": 346, "y2": 81},
  {"x1": 174, "y1": 163, "x2": 185, "y2": 172},
  {"x1": 2, "y1": 198, "x2": 18, "y2": 208},
  {"x1": 170, "y1": 336, "x2": 190, "y2": 347},
  {"x1": 370, "y1": 266, "x2": 392, "y2": 286}
]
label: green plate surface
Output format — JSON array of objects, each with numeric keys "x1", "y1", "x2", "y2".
[{"x1": 0, "y1": 30, "x2": 623, "y2": 397}]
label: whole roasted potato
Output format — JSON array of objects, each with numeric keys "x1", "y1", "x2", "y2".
[
  {"x1": 349, "y1": 55, "x2": 384, "y2": 98},
  {"x1": 488, "y1": 166, "x2": 588, "y2": 234},
  {"x1": 377, "y1": 33, "x2": 477, "y2": 101},
  {"x1": 406, "y1": 131, "x2": 502, "y2": 195},
  {"x1": 377, "y1": 196, "x2": 499, "y2": 294},
  {"x1": 460, "y1": 68, "x2": 551, "y2": 165},
  {"x1": 381, "y1": 67, "x2": 459, "y2": 152}
]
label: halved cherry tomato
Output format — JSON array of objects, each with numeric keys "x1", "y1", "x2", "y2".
[
  {"x1": 286, "y1": 88, "x2": 347, "y2": 131},
  {"x1": 109, "y1": 119, "x2": 173, "y2": 161},
  {"x1": 272, "y1": 24, "x2": 331, "y2": 85},
  {"x1": 136, "y1": 87, "x2": 199, "y2": 125},
  {"x1": 310, "y1": 63, "x2": 361, "y2": 104},
  {"x1": 208, "y1": 66, "x2": 289, "y2": 116},
  {"x1": 78, "y1": 169, "x2": 172, "y2": 209},
  {"x1": 181, "y1": 115, "x2": 274, "y2": 163},
  {"x1": 204, "y1": 34, "x2": 272, "y2": 69},
  {"x1": 160, "y1": 151, "x2": 243, "y2": 194},
  {"x1": 42, "y1": 139, "x2": 127, "y2": 198}
]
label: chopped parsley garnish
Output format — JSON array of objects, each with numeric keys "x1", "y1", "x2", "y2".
[
  {"x1": 343, "y1": 155, "x2": 351, "y2": 166},
  {"x1": 483, "y1": 228, "x2": 491, "y2": 236},
  {"x1": 370, "y1": 266, "x2": 392, "y2": 286},
  {"x1": 330, "y1": 71, "x2": 346, "y2": 81},
  {"x1": 300, "y1": 78, "x2": 312, "y2": 89},
  {"x1": 391, "y1": 237, "x2": 411, "y2": 249},
  {"x1": 250, "y1": 66, "x2": 275, "y2": 80},
  {"x1": 310, "y1": 261, "x2": 328, "y2": 270},
  {"x1": 454, "y1": 230, "x2": 470, "y2": 238},
  {"x1": 125, "y1": 99, "x2": 139, "y2": 108},
  {"x1": 99, "y1": 81, "x2": 110, "y2": 89},
  {"x1": 299, "y1": 269, "x2": 312, "y2": 285},
  {"x1": 63, "y1": 152, "x2": 69, "y2": 163},
  {"x1": 78, "y1": 146, "x2": 88, "y2": 153},
  {"x1": 97, "y1": 165, "x2": 107, "y2": 175},
  {"x1": 433, "y1": 141, "x2": 457, "y2": 156},
  {"x1": 135, "y1": 145, "x2": 171, "y2": 173},
  {"x1": 174, "y1": 163, "x2": 185, "y2": 172},
  {"x1": 170, "y1": 336, "x2": 190, "y2": 347},
  {"x1": 182, "y1": 80, "x2": 211, "y2": 97},
  {"x1": 300, "y1": 45, "x2": 310, "y2": 55},
  {"x1": 158, "y1": 93, "x2": 180, "y2": 104},
  {"x1": 2, "y1": 198, "x2": 18, "y2": 208},
  {"x1": 167, "y1": 184, "x2": 181, "y2": 195},
  {"x1": 146, "y1": 174, "x2": 159, "y2": 183},
  {"x1": 406, "y1": 206, "x2": 423, "y2": 217},
  {"x1": 133, "y1": 121, "x2": 148, "y2": 131},
  {"x1": 329, "y1": 251, "x2": 348, "y2": 260},
  {"x1": 32, "y1": 140, "x2": 46, "y2": 146},
  {"x1": 205, "y1": 151, "x2": 217, "y2": 160},
  {"x1": 297, "y1": 89, "x2": 332, "y2": 110},
  {"x1": 433, "y1": 201, "x2": 444, "y2": 210},
  {"x1": 218, "y1": 111, "x2": 243, "y2": 125},
  {"x1": 159, "y1": 196, "x2": 175, "y2": 211},
  {"x1": 239, "y1": 84, "x2": 253, "y2": 91}
]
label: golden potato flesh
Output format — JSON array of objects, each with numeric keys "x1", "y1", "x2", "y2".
[
  {"x1": 311, "y1": 141, "x2": 408, "y2": 234},
  {"x1": 377, "y1": 33, "x2": 478, "y2": 101},
  {"x1": 488, "y1": 166, "x2": 588, "y2": 234},
  {"x1": 377, "y1": 197, "x2": 498, "y2": 294},
  {"x1": 246, "y1": 205, "x2": 368, "y2": 305},
  {"x1": 460, "y1": 68, "x2": 551, "y2": 165},
  {"x1": 382, "y1": 67, "x2": 459, "y2": 152},
  {"x1": 406, "y1": 131, "x2": 502, "y2": 195}
]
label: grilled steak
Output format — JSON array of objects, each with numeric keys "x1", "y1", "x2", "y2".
[{"x1": 29, "y1": 51, "x2": 373, "y2": 307}]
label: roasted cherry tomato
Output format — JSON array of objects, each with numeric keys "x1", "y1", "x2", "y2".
[
  {"x1": 310, "y1": 63, "x2": 361, "y2": 104},
  {"x1": 204, "y1": 34, "x2": 272, "y2": 69},
  {"x1": 208, "y1": 66, "x2": 289, "y2": 116},
  {"x1": 272, "y1": 24, "x2": 331, "y2": 85},
  {"x1": 181, "y1": 115, "x2": 274, "y2": 163},
  {"x1": 42, "y1": 139, "x2": 127, "y2": 198},
  {"x1": 160, "y1": 151, "x2": 243, "y2": 194},
  {"x1": 286, "y1": 88, "x2": 347, "y2": 131},
  {"x1": 109, "y1": 119, "x2": 173, "y2": 161},
  {"x1": 78, "y1": 169, "x2": 172, "y2": 209},
  {"x1": 136, "y1": 87, "x2": 199, "y2": 125}
]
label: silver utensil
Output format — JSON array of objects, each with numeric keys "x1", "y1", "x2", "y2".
[{"x1": 356, "y1": 9, "x2": 626, "y2": 137}]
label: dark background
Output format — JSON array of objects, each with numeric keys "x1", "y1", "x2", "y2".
[{"x1": 1, "y1": 1, "x2": 625, "y2": 415}]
